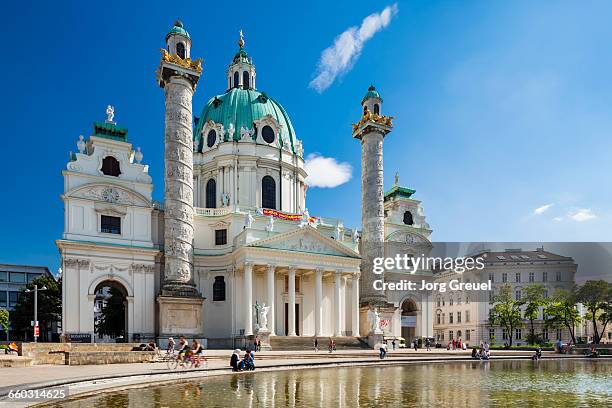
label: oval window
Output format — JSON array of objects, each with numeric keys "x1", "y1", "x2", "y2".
[
  {"x1": 262, "y1": 126, "x2": 275, "y2": 144},
  {"x1": 207, "y1": 129, "x2": 217, "y2": 148}
]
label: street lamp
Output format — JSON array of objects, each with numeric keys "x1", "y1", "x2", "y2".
[{"x1": 24, "y1": 285, "x2": 47, "y2": 342}]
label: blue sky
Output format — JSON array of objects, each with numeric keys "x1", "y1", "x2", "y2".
[{"x1": 2, "y1": 0, "x2": 612, "y2": 273}]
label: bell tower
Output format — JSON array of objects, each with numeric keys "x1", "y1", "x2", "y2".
[
  {"x1": 352, "y1": 85, "x2": 394, "y2": 308},
  {"x1": 156, "y1": 20, "x2": 204, "y2": 342}
]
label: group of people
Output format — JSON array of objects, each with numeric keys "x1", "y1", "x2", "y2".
[
  {"x1": 252, "y1": 337, "x2": 262, "y2": 352},
  {"x1": 471, "y1": 341, "x2": 491, "y2": 360},
  {"x1": 230, "y1": 348, "x2": 255, "y2": 371},
  {"x1": 312, "y1": 337, "x2": 336, "y2": 352},
  {"x1": 167, "y1": 336, "x2": 205, "y2": 367},
  {"x1": 447, "y1": 338, "x2": 467, "y2": 351}
]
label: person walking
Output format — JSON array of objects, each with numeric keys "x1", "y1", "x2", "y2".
[
  {"x1": 392, "y1": 338, "x2": 396, "y2": 351},
  {"x1": 425, "y1": 338, "x2": 431, "y2": 351},
  {"x1": 414, "y1": 340, "x2": 418, "y2": 352},
  {"x1": 257, "y1": 338, "x2": 262, "y2": 352},
  {"x1": 379, "y1": 342, "x2": 387, "y2": 359},
  {"x1": 314, "y1": 336, "x2": 319, "y2": 352},
  {"x1": 328, "y1": 337, "x2": 334, "y2": 353}
]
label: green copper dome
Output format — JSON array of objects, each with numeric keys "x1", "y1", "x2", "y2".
[
  {"x1": 166, "y1": 20, "x2": 190, "y2": 40},
  {"x1": 195, "y1": 88, "x2": 297, "y2": 151},
  {"x1": 361, "y1": 85, "x2": 382, "y2": 104}
]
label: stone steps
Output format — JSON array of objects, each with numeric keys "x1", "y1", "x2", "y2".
[
  {"x1": 269, "y1": 336, "x2": 369, "y2": 351},
  {"x1": 0, "y1": 355, "x2": 32, "y2": 368}
]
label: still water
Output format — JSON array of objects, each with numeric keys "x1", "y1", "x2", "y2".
[{"x1": 54, "y1": 360, "x2": 611, "y2": 407}]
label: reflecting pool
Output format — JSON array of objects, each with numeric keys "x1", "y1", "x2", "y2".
[{"x1": 52, "y1": 359, "x2": 612, "y2": 407}]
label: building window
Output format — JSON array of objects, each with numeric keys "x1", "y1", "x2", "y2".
[
  {"x1": 0, "y1": 292, "x2": 6, "y2": 307},
  {"x1": 489, "y1": 328, "x2": 495, "y2": 340},
  {"x1": 556, "y1": 271, "x2": 562, "y2": 281},
  {"x1": 515, "y1": 290, "x2": 521, "y2": 301},
  {"x1": 215, "y1": 229, "x2": 227, "y2": 246},
  {"x1": 457, "y1": 311, "x2": 462, "y2": 323},
  {"x1": 515, "y1": 272, "x2": 521, "y2": 283},
  {"x1": 9, "y1": 272, "x2": 25, "y2": 283},
  {"x1": 442, "y1": 313, "x2": 445, "y2": 324},
  {"x1": 466, "y1": 310, "x2": 470, "y2": 322},
  {"x1": 206, "y1": 179, "x2": 216, "y2": 208},
  {"x1": 457, "y1": 330, "x2": 462, "y2": 339},
  {"x1": 449, "y1": 313, "x2": 454, "y2": 324},
  {"x1": 515, "y1": 328, "x2": 522, "y2": 340},
  {"x1": 373, "y1": 103, "x2": 380, "y2": 114},
  {"x1": 543, "y1": 271, "x2": 548, "y2": 282},
  {"x1": 261, "y1": 125, "x2": 275, "y2": 144},
  {"x1": 101, "y1": 215, "x2": 121, "y2": 234},
  {"x1": 101, "y1": 156, "x2": 121, "y2": 177},
  {"x1": 8, "y1": 291, "x2": 19, "y2": 308},
  {"x1": 233, "y1": 71, "x2": 239, "y2": 88},
  {"x1": 440, "y1": 332, "x2": 444, "y2": 341},
  {"x1": 449, "y1": 297, "x2": 454, "y2": 306},
  {"x1": 207, "y1": 129, "x2": 217, "y2": 148},
  {"x1": 436, "y1": 313, "x2": 441, "y2": 325},
  {"x1": 502, "y1": 273, "x2": 507, "y2": 283},
  {"x1": 27, "y1": 274, "x2": 38, "y2": 283},
  {"x1": 0, "y1": 271, "x2": 6, "y2": 282},
  {"x1": 488, "y1": 291, "x2": 493, "y2": 303},
  {"x1": 457, "y1": 297, "x2": 462, "y2": 304},
  {"x1": 529, "y1": 271, "x2": 535, "y2": 282},
  {"x1": 436, "y1": 297, "x2": 440, "y2": 307},
  {"x1": 466, "y1": 330, "x2": 471, "y2": 341},
  {"x1": 543, "y1": 328, "x2": 549, "y2": 340},
  {"x1": 403, "y1": 211, "x2": 414, "y2": 225},
  {"x1": 488, "y1": 272, "x2": 494, "y2": 283},
  {"x1": 176, "y1": 42, "x2": 186, "y2": 59},
  {"x1": 449, "y1": 331, "x2": 454, "y2": 340},
  {"x1": 243, "y1": 71, "x2": 250, "y2": 88},
  {"x1": 262, "y1": 176, "x2": 276, "y2": 209},
  {"x1": 213, "y1": 276, "x2": 226, "y2": 301}
]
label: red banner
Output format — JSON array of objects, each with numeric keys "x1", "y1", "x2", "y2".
[
  {"x1": 34, "y1": 325, "x2": 40, "y2": 337},
  {"x1": 258, "y1": 208, "x2": 318, "y2": 223}
]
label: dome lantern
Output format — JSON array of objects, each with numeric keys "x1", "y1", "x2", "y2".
[
  {"x1": 227, "y1": 30, "x2": 256, "y2": 90},
  {"x1": 165, "y1": 20, "x2": 192, "y2": 60},
  {"x1": 361, "y1": 85, "x2": 383, "y2": 115}
]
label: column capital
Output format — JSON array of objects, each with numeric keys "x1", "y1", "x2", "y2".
[
  {"x1": 354, "y1": 272, "x2": 361, "y2": 279},
  {"x1": 266, "y1": 264, "x2": 276, "y2": 272},
  {"x1": 287, "y1": 266, "x2": 297, "y2": 273},
  {"x1": 315, "y1": 267, "x2": 324, "y2": 274},
  {"x1": 244, "y1": 261, "x2": 253, "y2": 270},
  {"x1": 334, "y1": 269, "x2": 343, "y2": 275}
]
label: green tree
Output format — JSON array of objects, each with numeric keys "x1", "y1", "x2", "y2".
[
  {"x1": 95, "y1": 287, "x2": 126, "y2": 339},
  {"x1": 576, "y1": 280, "x2": 612, "y2": 344},
  {"x1": 0, "y1": 308, "x2": 9, "y2": 341},
  {"x1": 11, "y1": 275, "x2": 61, "y2": 341},
  {"x1": 522, "y1": 284, "x2": 548, "y2": 345},
  {"x1": 544, "y1": 288, "x2": 580, "y2": 345},
  {"x1": 489, "y1": 284, "x2": 523, "y2": 347}
]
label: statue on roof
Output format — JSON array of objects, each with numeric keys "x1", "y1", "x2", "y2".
[
  {"x1": 394, "y1": 171, "x2": 399, "y2": 186},
  {"x1": 238, "y1": 29, "x2": 245, "y2": 48},
  {"x1": 105, "y1": 105, "x2": 115, "y2": 124}
]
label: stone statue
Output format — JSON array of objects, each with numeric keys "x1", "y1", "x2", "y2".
[
  {"x1": 299, "y1": 208, "x2": 310, "y2": 228},
  {"x1": 105, "y1": 105, "x2": 115, "y2": 123},
  {"x1": 240, "y1": 126, "x2": 255, "y2": 140},
  {"x1": 76, "y1": 135, "x2": 85, "y2": 154},
  {"x1": 266, "y1": 215, "x2": 274, "y2": 232},
  {"x1": 228, "y1": 123, "x2": 235, "y2": 140},
  {"x1": 244, "y1": 211, "x2": 254, "y2": 229},
  {"x1": 134, "y1": 147, "x2": 143, "y2": 164},
  {"x1": 367, "y1": 308, "x2": 383, "y2": 333},
  {"x1": 394, "y1": 171, "x2": 399, "y2": 186},
  {"x1": 336, "y1": 224, "x2": 342, "y2": 241},
  {"x1": 353, "y1": 229, "x2": 360, "y2": 243},
  {"x1": 259, "y1": 303, "x2": 270, "y2": 331},
  {"x1": 222, "y1": 192, "x2": 230, "y2": 207}
]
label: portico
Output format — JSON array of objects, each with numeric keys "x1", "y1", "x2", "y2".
[{"x1": 234, "y1": 226, "x2": 361, "y2": 338}]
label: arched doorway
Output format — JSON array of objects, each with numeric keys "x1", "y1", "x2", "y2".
[
  {"x1": 401, "y1": 298, "x2": 418, "y2": 345},
  {"x1": 93, "y1": 280, "x2": 128, "y2": 342}
]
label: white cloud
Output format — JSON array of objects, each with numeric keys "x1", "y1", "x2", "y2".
[
  {"x1": 309, "y1": 3, "x2": 399, "y2": 92},
  {"x1": 533, "y1": 203, "x2": 553, "y2": 215},
  {"x1": 553, "y1": 216, "x2": 563, "y2": 222},
  {"x1": 568, "y1": 208, "x2": 596, "y2": 222},
  {"x1": 305, "y1": 154, "x2": 352, "y2": 188}
]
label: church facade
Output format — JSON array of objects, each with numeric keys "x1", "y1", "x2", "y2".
[{"x1": 56, "y1": 22, "x2": 433, "y2": 347}]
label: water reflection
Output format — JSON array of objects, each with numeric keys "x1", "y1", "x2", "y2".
[{"x1": 53, "y1": 360, "x2": 612, "y2": 407}]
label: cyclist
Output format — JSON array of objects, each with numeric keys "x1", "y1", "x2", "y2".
[{"x1": 177, "y1": 336, "x2": 190, "y2": 363}]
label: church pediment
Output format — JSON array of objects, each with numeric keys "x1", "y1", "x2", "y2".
[
  {"x1": 246, "y1": 226, "x2": 360, "y2": 258},
  {"x1": 65, "y1": 183, "x2": 151, "y2": 207},
  {"x1": 386, "y1": 230, "x2": 432, "y2": 246}
]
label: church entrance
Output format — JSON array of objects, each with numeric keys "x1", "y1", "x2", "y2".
[
  {"x1": 401, "y1": 298, "x2": 418, "y2": 344},
  {"x1": 93, "y1": 280, "x2": 128, "y2": 342},
  {"x1": 284, "y1": 303, "x2": 300, "y2": 336}
]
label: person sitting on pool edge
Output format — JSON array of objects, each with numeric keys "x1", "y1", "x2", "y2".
[{"x1": 230, "y1": 349, "x2": 241, "y2": 371}]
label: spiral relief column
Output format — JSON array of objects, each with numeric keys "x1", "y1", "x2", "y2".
[{"x1": 156, "y1": 21, "x2": 204, "y2": 341}]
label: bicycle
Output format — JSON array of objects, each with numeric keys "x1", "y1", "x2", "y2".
[{"x1": 166, "y1": 352, "x2": 208, "y2": 370}]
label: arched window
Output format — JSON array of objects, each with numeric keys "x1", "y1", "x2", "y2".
[
  {"x1": 206, "y1": 178, "x2": 216, "y2": 208},
  {"x1": 374, "y1": 103, "x2": 380, "y2": 114},
  {"x1": 233, "y1": 71, "x2": 239, "y2": 88},
  {"x1": 207, "y1": 129, "x2": 217, "y2": 148},
  {"x1": 262, "y1": 125, "x2": 275, "y2": 144},
  {"x1": 176, "y1": 42, "x2": 186, "y2": 59},
  {"x1": 262, "y1": 176, "x2": 276, "y2": 209},
  {"x1": 243, "y1": 71, "x2": 250, "y2": 88},
  {"x1": 403, "y1": 211, "x2": 414, "y2": 225},
  {"x1": 101, "y1": 156, "x2": 121, "y2": 177},
  {"x1": 213, "y1": 276, "x2": 226, "y2": 301}
]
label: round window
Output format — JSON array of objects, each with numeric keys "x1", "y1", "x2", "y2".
[
  {"x1": 207, "y1": 129, "x2": 217, "y2": 148},
  {"x1": 262, "y1": 126, "x2": 275, "y2": 144}
]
